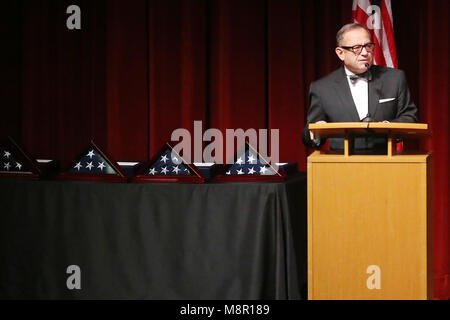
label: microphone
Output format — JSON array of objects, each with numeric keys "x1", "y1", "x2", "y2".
[
  {"x1": 312, "y1": 137, "x2": 321, "y2": 147},
  {"x1": 361, "y1": 113, "x2": 373, "y2": 122}
]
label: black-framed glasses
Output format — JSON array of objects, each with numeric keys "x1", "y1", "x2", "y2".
[{"x1": 340, "y1": 42, "x2": 375, "y2": 55}]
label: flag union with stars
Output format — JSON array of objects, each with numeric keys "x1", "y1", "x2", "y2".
[
  {"x1": 0, "y1": 147, "x2": 26, "y2": 173},
  {"x1": 146, "y1": 149, "x2": 192, "y2": 176},
  {"x1": 69, "y1": 149, "x2": 117, "y2": 175},
  {"x1": 226, "y1": 149, "x2": 276, "y2": 176}
]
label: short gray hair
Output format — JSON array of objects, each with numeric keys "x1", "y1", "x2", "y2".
[{"x1": 336, "y1": 23, "x2": 371, "y2": 46}]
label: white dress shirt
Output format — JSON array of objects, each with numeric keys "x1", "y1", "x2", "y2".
[{"x1": 345, "y1": 67, "x2": 369, "y2": 121}]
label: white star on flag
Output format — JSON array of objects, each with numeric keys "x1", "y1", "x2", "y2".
[
  {"x1": 145, "y1": 147, "x2": 195, "y2": 177},
  {"x1": 74, "y1": 162, "x2": 82, "y2": 171},
  {"x1": 97, "y1": 162, "x2": 105, "y2": 171},
  {"x1": 15, "y1": 162, "x2": 22, "y2": 170},
  {"x1": 87, "y1": 150, "x2": 95, "y2": 159},
  {"x1": 221, "y1": 147, "x2": 282, "y2": 178},
  {"x1": 86, "y1": 162, "x2": 94, "y2": 170},
  {"x1": 3, "y1": 162, "x2": 11, "y2": 170},
  {"x1": 3, "y1": 151, "x2": 11, "y2": 159}
]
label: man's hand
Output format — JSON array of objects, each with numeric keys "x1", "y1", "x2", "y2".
[{"x1": 309, "y1": 120, "x2": 327, "y2": 140}]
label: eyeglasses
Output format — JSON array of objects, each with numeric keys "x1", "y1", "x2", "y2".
[{"x1": 340, "y1": 42, "x2": 375, "y2": 55}]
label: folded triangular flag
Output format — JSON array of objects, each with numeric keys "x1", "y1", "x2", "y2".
[
  {"x1": 212, "y1": 143, "x2": 287, "y2": 182},
  {"x1": 58, "y1": 140, "x2": 128, "y2": 182},
  {"x1": 0, "y1": 136, "x2": 42, "y2": 179},
  {"x1": 132, "y1": 142, "x2": 205, "y2": 183}
]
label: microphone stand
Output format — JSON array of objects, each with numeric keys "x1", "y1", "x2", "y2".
[{"x1": 361, "y1": 63, "x2": 374, "y2": 123}]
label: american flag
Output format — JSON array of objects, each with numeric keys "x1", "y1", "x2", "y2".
[
  {"x1": 225, "y1": 148, "x2": 277, "y2": 176},
  {"x1": 145, "y1": 148, "x2": 194, "y2": 176},
  {"x1": 352, "y1": 0, "x2": 398, "y2": 68},
  {"x1": 69, "y1": 147, "x2": 118, "y2": 175},
  {"x1": 0, "y1": 146, "x2": 27, "y2": 173}
]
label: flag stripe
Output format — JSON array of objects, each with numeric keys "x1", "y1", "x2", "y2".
[
  {"x1": 352, "y1": 2, "x2": 370, "y2": 22},
  {"x1": 372, "y1": 17, "x2": 392, "y2": 67},
  {"x1": 373, "y1": 30, "x2": 388, "y2": 66},
  {"x1": 380, "y1": 27, "x2": 394, "y2": 67},
  {"x1": 384, "y1": 0, "x2": 394, "y2": 22},
  {"x1": 352, "y1": 0, "x2": 398, "y2": 69},
  {"x1": 380, "y1": 0, "x2": 398, "y2": 67}
]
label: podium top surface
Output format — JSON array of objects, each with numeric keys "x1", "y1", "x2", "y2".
[
  {"x1": 308, "y1": 122, "x2": 430, "y2": 138},
  {"x1": 307, "y1": 150, "x2": 432, "y2": 163}
]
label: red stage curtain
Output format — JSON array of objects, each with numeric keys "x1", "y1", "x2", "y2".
[
  {"x1": 106, "y1": 0, "x2": 149, "y2": 161},
  {"x1": 149, "y1": 0, "x2": 208, "y2": 160},
  {"x1": 8, "y1": 0, "x2": 109, "y2": 163},
  {"x1": 1, "y1": 0, "x2": 448, "y2": 299},
  {"x1": 417, "y1": 0, "x2": 450, "y2": 300}
]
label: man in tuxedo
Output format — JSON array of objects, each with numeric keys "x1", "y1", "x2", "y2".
[{"x1": 302, "y1": 23, "x2": 417, "y2": 151}]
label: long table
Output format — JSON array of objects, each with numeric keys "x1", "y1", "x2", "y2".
[{"x1": 0, "y1": 174, "x2": 306, "y2": 299}]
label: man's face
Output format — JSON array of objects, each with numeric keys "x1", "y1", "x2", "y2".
[{"x1": 335, "y1": 28, "x2": 373, "y2": 74}]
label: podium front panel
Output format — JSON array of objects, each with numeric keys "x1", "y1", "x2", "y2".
[{"x1": 307, "y1": 152, "x2": 433, "y2": 300}]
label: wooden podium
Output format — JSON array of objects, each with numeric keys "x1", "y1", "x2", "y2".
[{"x1": 307, "y1": 122, "x2": 433, "y2": 300}]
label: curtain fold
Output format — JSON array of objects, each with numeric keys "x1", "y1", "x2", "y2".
[
  {"x1": 149, "y1": 0, "x2": 207, "y2": 159},
  {"x1": 418, "y1": 0, "x2": 450, "y2": 300},
  {"x1": 106, "y1": 0, "x2": 149, "y2": 161}
]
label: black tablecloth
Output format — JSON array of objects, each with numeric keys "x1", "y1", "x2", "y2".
[{"x1": 0, "y1": 174, "x2": 307, "y2": 299}]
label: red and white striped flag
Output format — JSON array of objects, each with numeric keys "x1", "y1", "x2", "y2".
[{"x1": 352, "y1": 0, "x2": 398, "y2": 68}]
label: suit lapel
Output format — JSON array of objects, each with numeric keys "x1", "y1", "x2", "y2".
[
  {"x1": 368, "y1": 66, "x2": 382, "y2": 120},
  {"x1": 333, "y1": 67, "x2": 360, "y2": 122}
]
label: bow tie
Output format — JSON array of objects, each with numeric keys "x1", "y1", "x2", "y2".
[{"x1": 349, "y1": 70, "x2": 372, "y2": 83}]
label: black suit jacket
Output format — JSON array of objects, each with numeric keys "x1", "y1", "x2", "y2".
[{"x1": 302, "y1": 65, "x2": 418, "y2": 150}]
